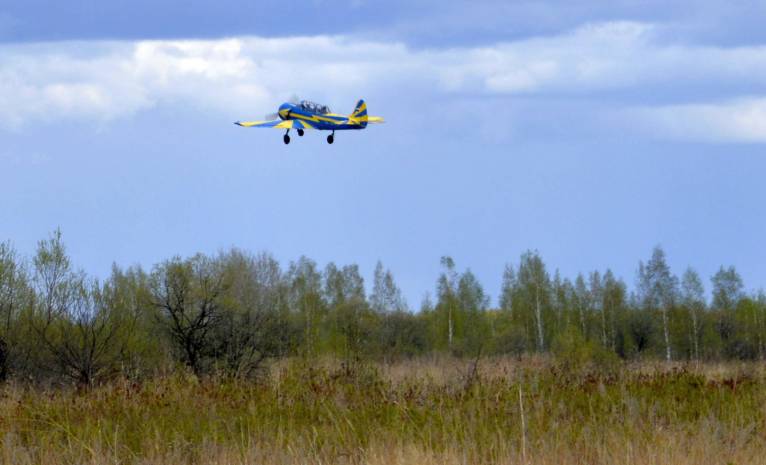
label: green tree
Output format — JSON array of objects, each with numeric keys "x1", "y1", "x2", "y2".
[
  {"x1": 324, "y1": 263, "x2": 371, "y2": 361},
  {"x1": 516, "y1": 251, "x2": 551, "y2": 351},
  {"x1": 31, "y1": 231, "x2": 133, "y2": 386},
  {"x1": 436, "y1": 256, "x2": 459, "y2": 350},
  {"x1": 573, "y1": 273, "x2": 591, "y2": 340},
  {"x1": 0, "y1": 242, "x2": 30, "y2": 381},
  {"x1": 712, "y1": 266, "x2": 744, "y2": 312},
  {"x1": 497, "y1": 265, "x2": 527, "y2": 353},
  {"x1": 213, "y1": 250, "x2": 289, "y2": 377},
  {"x1": 754, "y1": 292, "x2": 766, "y2": 359},
  {"x1": 732, "y1": 297, "x2": 760, "y2": 359},
  {"x1": 433, "y1": 258, "x2": 487, "y2": 354},
  {"x1": 590, "y1": 271, "x2": 605, "y2": 346},
  {"x1": 370, "y1": 261, "x2": 406, "y2": 314},
  {"x1": 287, "y1": 257, "x2": 325, "y2": 357},
  {"x1": 680, "y1": 268, "x2": 706, "y2": 360},
  {"x1": 150, "y1": 254, "x2": 229, "y2": 376},
  {"x1": 711, "y1": 266, "x2": 744, "y2": 357},
  {"x1": 550, "y1": 271, "x2": 574, "y2": 337},
  {"x1": 637, "y1": 246, "x2": 678, "y2": 361},
  {"x1": 100, "y1": 264, "x2": 158, "y2": 377},
  {"x1": 369, "y1": 261, "x2": 409, "y2": 358},
  {"x1": 377, "y1": 310, "x2": 428, "y2": 360},
  {"x1": 601, "y1": 270, "x2": 627, "y2": 352},
  {"x1": 457, "y1": 269, "x2": 489, "y2": 356}
]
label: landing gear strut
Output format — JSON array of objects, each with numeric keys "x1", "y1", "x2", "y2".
[
  {"x1": 297, "y1": 129, "x2": 305, "y2": 137},
  {"x1": 327, "y1": 131, "x2": 335, "y2": 144},
  {"x1": 283, "y1": 129, "x2": 290, "y2": 145}
]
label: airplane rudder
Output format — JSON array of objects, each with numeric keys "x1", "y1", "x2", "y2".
[
  {"x1": 352, "y1": 99, "x2": 367, "y2": 116},
  {"x1": 351, "y1": 99, "x2": 368, "y2": 127}
]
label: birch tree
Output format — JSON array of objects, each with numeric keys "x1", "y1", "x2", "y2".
[
  {"x1": 681, "y1": 268, "x2": 705, "y2": 360},
  {"x1": 601, "y1": 270, "x2": 626, "y2": 352},
  {"x1": 287, "y1": 257, "x2": 325, "y2": 357},
  {"x1": 458, "y1": 269, "x2": 489, "y2": 355},
  {"x1": 32, "y1": 231, "x2": 134, "y2": 385},
  {"x1": 710, "y1": 266, "x2": 744, "y2": 355},
  {"x1": 370, "y1": 261, "x2": 406, "y2": 314},
  {"x1": 437, "y1": 256, "x2": 459, "y2": 350},
  {"x1": 324, "y1": 263, "x2": 369, "y2": 361},
  {"x1": 517, "y1": 251, "x2": 550, "y2": 352},
  {"x1": 711, "y1": 266, "x2": 744, "y2": 312},
  {"x1": 589, "y1": 271, "x2": 605, "y2": 347},
  {"x1": 637, "y1": 246, "x2": 678, "y2": 361},
  {"x1": 573, "y1": 274, "x2": 590, "y2": 340}
]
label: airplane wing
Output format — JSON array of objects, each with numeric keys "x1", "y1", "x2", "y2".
[
  {"x1": 235, "y1": 119, "x2": 316, "y2": 129},
  {"x1": 366, "y1": 116, "x2": 385, "y2": 124}
]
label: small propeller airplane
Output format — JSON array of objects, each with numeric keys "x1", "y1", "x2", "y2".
[{"x1": 235, "y1": 99, "x2": 384, "y2": 144}]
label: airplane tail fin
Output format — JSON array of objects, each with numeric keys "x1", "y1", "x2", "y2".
[{"x1": 350, "y1": 99, "x2": 368, "y2": 127}]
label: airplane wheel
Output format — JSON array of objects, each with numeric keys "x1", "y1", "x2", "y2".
[
  {"x1": 283, "y1": 134, "x2": 291, "y2": 144},
  {"x1": 297, "y1": 129, "x2": 304, "y2": 137},
  {"x1": 327, "y1": 134, "x2": 334, "y2": 144}
]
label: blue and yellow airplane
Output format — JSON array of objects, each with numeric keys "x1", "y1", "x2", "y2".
[{"x1": 235, "y1": 99, "x2": 384, "y2": 144}]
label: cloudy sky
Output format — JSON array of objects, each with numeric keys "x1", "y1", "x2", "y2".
[{"x1": 2, "y1": 0, "x2": 766, "y2": 305}]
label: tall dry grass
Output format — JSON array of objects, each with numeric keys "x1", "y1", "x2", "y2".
[{"x1": 1, "y1": 356, "x2": 765, "y2": 464}]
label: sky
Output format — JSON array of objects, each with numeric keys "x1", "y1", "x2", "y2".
[{"x1": 2, "y1": 0, "x2": 766, "y2": 306}]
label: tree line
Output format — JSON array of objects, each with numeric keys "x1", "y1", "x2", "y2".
[{"x1": 0, "y1": 231, "x2": 764, "y2": 385}]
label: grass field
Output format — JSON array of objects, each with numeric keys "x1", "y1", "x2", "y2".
[{"x1": 2, "y1": 356, "x2": 765, "y2": 465}]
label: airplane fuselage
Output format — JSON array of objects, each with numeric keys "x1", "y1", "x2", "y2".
[{"x1": 278, "y1": 103, "x2": 366, "y2": 131}]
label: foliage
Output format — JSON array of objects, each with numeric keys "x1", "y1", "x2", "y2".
[{"x1": 1, "y1": 233, "x2": 766, "y2": 386}]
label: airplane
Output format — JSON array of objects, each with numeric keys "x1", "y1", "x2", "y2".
[{"x1": 235, "y1": 99, "x2": 384, "y2": 144}]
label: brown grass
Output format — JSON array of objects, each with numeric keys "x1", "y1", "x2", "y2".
[{"x1": 2, "y1": 356, "x2": 765, "y2": 464}]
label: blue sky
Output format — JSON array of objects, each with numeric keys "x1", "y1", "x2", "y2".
[{"x1": 2, "y1": 1, "x2": 766, "y2": 306}]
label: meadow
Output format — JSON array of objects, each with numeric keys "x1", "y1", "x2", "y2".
[{"x1": 2, "y1": 356, "x2": 764, "y2": 465}]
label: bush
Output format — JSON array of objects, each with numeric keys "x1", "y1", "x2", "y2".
[{"x1": 552, "y1": 326, "x2": 620, "y2": 372}]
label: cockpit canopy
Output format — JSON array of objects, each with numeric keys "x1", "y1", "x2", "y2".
[{"x1": 297, "y1": 100, "x2": 331, "y2": 114}]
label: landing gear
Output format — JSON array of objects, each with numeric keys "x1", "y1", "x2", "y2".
[
  {"x1": 327, "y1": 131, "x2": 335, "y2": 144},
  {"x1": 297, "y1": 129, "x2": 304, "y2": 137},
  {"x1": 283, "y1": 129, "x2": 290, "y2": 145}
]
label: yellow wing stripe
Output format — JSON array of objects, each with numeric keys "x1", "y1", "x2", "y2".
[
  {"x1": 235, "y1": 120, "x2": 316, "y2": 129},
  {"x1": 293, "y1": 113, "x2": 346, "y2": 125},
  {"x1": 236, "y1": 120, "x2": 274, "y2": 127}
]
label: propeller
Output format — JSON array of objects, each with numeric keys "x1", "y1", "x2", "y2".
[
  {"x1": 264, "y1": 95, "x2": 301, "y2": 120},
  {"x1": 263, "y1": 95, "x2": 303, "y2": 120}
]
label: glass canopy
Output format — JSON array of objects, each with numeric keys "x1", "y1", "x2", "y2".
[{"x1": 297, "y1": 100, "x2": 331, "y2": 114}]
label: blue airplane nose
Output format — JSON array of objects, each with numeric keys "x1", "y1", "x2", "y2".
[{"x1": 278, "y1": 103, "x2": 292, "y2": 119}]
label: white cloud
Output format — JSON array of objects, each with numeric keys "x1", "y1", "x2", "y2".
[
  {"x1": 630, "y1": 98, "x2": 766, "y2": 143},
  {"x1": 0, "y1": 37, "x2": 411, "y2": 128},
  {"x1": 0, "y1": 42, "x2": 154, "y2": 128},
  {"x1": 1, "y1": 21, "x2": 766, "y2": 142}
]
